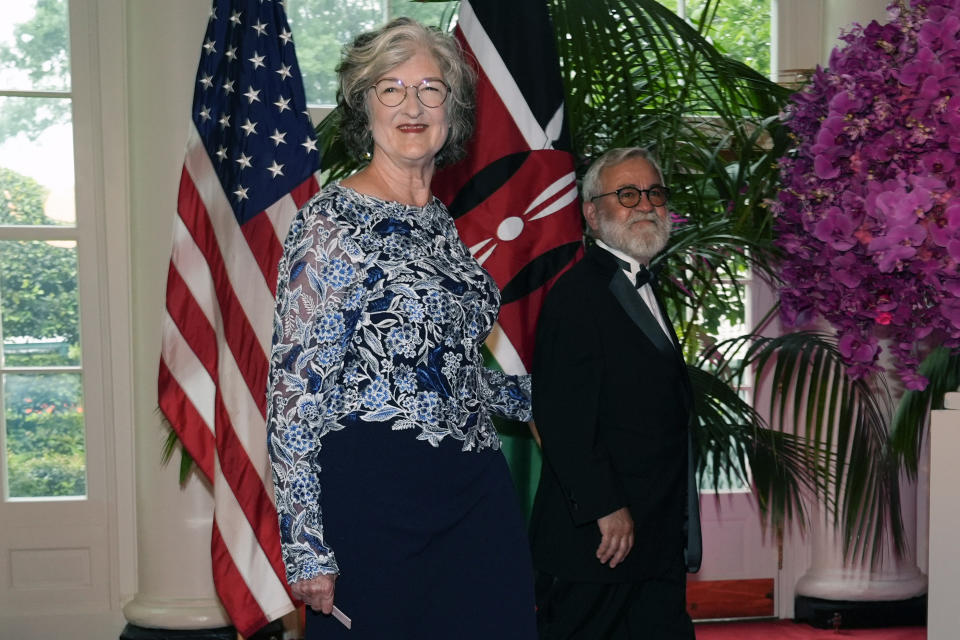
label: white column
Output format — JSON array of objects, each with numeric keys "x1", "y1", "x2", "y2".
[
  {"x1": 123, "y1": 0, "x2": 229, "y2": 632},
  {"x1": 121, "y1": 456, "x2": 230, "y2": 630},
  {"x1": 821, "y1": 0, "x2": 890, "y2": 63},
  {"x1": 928, "y1": 391, "x2": 960, "y2": 638}
]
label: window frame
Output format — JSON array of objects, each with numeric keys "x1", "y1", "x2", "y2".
[{"x1": 0, "y1": 0, "x2": 137, "y2": 618}]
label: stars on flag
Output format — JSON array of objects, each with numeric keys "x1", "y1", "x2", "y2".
[
  {"x1": 243, "y1": 86, "x2": 261, "y2": 103},
  {"x1": 236, "y1": 152, "x2": 253, "y2": 170},
  {"x1": 267, "y1": 160, "x2": 285, "y2": 178},
  {"x1": 192, "y1": 0, "x2": 318, "y2": 220},
  {"x1": 249, "y1": 51, "x2": 266, "y2": 69}
]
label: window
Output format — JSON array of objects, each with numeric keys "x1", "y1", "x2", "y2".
[
  {"x1": 288, "y1": 0, "x2": 459, "y2": 108},
  {"x1": 0, "y1": 0, "x2": 86, "y2": 500},
  {"x1": 662, "y1": 0, "x2": 772, "y2": 77}
]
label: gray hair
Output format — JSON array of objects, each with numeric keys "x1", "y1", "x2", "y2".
[
  {"x1": 581, "y1": 147, "x2": 666, "y2": 201},
  {"x1": 335, "y1": 17, "x2": 476, "y2": 167}
]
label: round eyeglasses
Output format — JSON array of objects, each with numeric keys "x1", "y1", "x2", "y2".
[
  {"x1": 371, "y1": 78, "x2": 450, "y2": 108},
  {"x1": 590, "y1": 185, "x2": 670, "y2": 208}
]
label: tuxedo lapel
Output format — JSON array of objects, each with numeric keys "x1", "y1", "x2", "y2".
[
  {"x1": 606, "y1": 264, "x2": 676, "y2": 356},
  {"x1": 650, "y1": 282, "x2": 694, "y2": 407}
]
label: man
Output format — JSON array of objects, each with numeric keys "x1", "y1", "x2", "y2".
[{"x1": 529, "y1": 147, "x2": 701, "y2": 639}]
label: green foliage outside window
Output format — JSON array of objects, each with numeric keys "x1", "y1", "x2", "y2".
[
  {"x1": 289, "y1": 0, "x2": 459, "y2": 106},
  {"x1": 0, "y1": 167, "x2": 85, "y2": 498},
  {"x1": 0, "y1": 168, "x2": 80, "y2": 355},
  {"x1": 660, "y1": 0, "x2": 771, "y2": 75},
  {"x1": 5, "y1": 374, "x2": 86, "y2": 498}
]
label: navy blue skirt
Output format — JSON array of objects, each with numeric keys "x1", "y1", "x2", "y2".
[{"x1": 305, "y1": 421, "x2": 537, "y2": 639}]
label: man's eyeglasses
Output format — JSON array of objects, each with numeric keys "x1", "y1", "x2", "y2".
[
  {"x1": 371, "y1": 78, "x2": 450, "y2": 108},
  {"x1": 591, "y1": 185, "x2": 670, "y2": 208}
]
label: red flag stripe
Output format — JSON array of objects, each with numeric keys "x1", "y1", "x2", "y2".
[
  {"x1": 211, "y1": 523, "x2": 271, "y2": 636},
  {"x1": 213, "y1": 396, "x2": 285, "y2": 575},
  {"x1": 183, "y1": 125, "x2": 276, "y2": 356},
  {"x1": 160, "y1": 311, "x2": 217, "y2": 434},
  {"x1": 176, "y1": 167, "x2": 269, "y2": 417},
  {"x1": 212, "y1": 465, "x2": 294, "y2": 614},
  {"x1": 240, "y1": 211, "x2": 285, "y2": 299},
  {"x1": 290, "y1": 173, "x2": 321, "y2": 209},
  {"x1": 164, "y1": 263, "x2": 217, "y2": 378},
  {"x1": 169, "y1": 214, "x2": 219, "y2": 331},
  {"x1": 157, "y1": 360, "x2": 216, "y2": 480}
]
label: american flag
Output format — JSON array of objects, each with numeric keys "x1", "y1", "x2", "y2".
[{"x1": 158, "y1": 0, "x2": 319, "y2": 634}]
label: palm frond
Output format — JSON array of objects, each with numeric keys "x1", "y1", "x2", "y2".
[
  {"x1": 705, "y1": 331, "x2": 904, "y2": 563},
  {"x1": 890, "y1": 347, "x2": 960, "y2": 475},
  {"x1": 687, "y1": 363, "x2": 830, "y2": 533}
]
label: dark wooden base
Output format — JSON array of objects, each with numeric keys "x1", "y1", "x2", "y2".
[
  {"x1": 119, "y1": 618, "x2": 283, "y2": 640},
  {"x1": 118, "y1": 624, "x2": 235, "y2": 640},
  {"x1": 687, "y1": 578, "x2": 775, "y2": 619},
  {"x1": 794, "y1": 594, "x2": 927, "y2": 629}
]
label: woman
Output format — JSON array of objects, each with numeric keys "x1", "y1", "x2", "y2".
[{"x1": 266, "y1": 17, "x2": 537, "y2": 639}]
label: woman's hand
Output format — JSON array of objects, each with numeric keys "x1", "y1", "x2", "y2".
[
  {"x1": 292, "y1": 574, "x2": 337, "y2": 614},
  {"x1": 528, "y1": 420, "x2": 541, "y2": 448}
]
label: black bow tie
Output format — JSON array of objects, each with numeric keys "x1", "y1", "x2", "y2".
[{"x1": 635, "y1": 265, "x2": 656, "y2": 288}]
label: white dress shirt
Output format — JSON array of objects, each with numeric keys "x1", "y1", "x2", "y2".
[{"x1": 595, "y1": 239, "x2": 673, "y2": 344}]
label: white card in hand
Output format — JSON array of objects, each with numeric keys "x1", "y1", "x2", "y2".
[{"x1": 332, "y1": 605, "x2": 352, "y2": 630}]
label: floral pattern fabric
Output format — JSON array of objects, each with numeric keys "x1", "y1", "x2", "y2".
[{"x1": 266, "y1": 183, "x2": 532, "y2": 585}]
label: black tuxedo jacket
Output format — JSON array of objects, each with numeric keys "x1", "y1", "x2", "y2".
[{"x1": 529, "y1": 244, "x2": 702, "y2": 583}]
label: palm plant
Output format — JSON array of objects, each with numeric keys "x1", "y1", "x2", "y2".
[{"x1": 311, "y1": 0, "x2": 960, "y2": 562}]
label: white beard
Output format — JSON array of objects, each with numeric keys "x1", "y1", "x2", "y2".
[{"x1": 595, "y1": 211, "x2": 670, "y2": 264}]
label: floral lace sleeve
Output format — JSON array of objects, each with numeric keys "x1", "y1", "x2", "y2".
[
  {"x1": 266, "y1": 198, "x2": 368, "y2": 585},
  {"x1": 479, "y1": 369, "x2": 532, "y2": 423}
]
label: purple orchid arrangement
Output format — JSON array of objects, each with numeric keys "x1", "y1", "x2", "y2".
[{"x1": 774, "y1": 0, "x2": 960, "y2": 390}]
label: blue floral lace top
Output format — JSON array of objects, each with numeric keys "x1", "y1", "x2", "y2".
[{"x1": 266, "y1": 183, "x2": 532, "y2": 585}]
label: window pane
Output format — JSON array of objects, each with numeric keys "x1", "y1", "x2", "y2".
[
  {"x1": 0, "y1": 97, "x2": 76, "y2": 225},
  {"x1": 289, "y1": 0, "x2": 458, "y2": 106},
  {"x1": 4, "y1": 372, "x2": 86, "y2": 499},
  {"x1": 1, "y1": 240, "x2": 81, "y2": 367},
  {"x1": 685, "y1": 0, "x2": 771, "y2": 75},
  {"x1": 0, "y1": 0, "x2": 71, "y2": 92}
]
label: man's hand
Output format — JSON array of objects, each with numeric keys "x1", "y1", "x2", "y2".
[
  {"x1": 596, "y1": 507, "x2": 634, "y2": 568},
  {"x1": 292, "y1": 574, "x2": 337, "y2": 614}
]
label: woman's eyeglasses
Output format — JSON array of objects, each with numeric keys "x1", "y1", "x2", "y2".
[{"x1": 371, "y1": 78, "x2": 450, "y2": 108}]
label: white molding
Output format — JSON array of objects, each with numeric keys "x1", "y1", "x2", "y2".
[{"x1": 92, "y1": 0, "x2": 138, "y2": 606}]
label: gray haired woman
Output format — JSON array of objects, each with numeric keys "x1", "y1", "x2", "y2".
[{"x1": 265, "y1": 17, "x2": 537, "y2": 639}]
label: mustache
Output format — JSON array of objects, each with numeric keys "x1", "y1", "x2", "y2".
[{"x1": 627, "y1": 212, "x2": 664, "y2": 225}]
